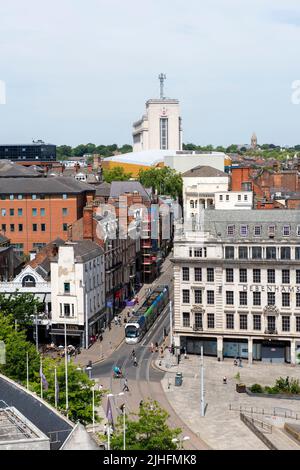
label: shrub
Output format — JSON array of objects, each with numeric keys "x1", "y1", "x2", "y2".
[{"x1": 250, "y1": 383, "x2": 263, "y2": 393}]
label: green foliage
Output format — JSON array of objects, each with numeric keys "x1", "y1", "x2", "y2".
[
  {"x1": 0, "y1": 292, "x2": 43, "y2": 325},
  {"x1": 250, "y1": 383, "x2": 263, "y2": 393},
  {"x1": 103, "y1": 166, "x2": 132, "y2": 183},
  {"x1": 138, "y1": 167, "x2": 182, "y2": 199},
  {"x1": 57, "y1": 144, "x2": 133, "y2": 160},
  {"x1": 251, "y1": 376, "x2": 300, "y2": 395},
  {"x1": 110, "y1": 400, "x2": 181, "y2": 450}
]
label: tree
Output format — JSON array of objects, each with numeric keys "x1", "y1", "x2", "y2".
[
  {"x1": 138, "y1": 167, "x2": 182, "y2": 199},
  {"x1": 103, "y1": 166, "x2": 132, "y2": 183},
  {"x1": 56, "y1": 145, "x2": 72, "y2": 160},
  {"x1": 0, "y1": 292, "x2": 43, "y2": 325},
  {"x1": 110, "y1": 400, "x2": 181, "y2": 450}
]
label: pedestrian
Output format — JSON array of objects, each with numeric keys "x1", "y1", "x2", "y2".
[
  {"x1": 114, "y1": 315, "x2": 118, "y2": 325},
  {"x1": 150, "y1": 342, "x2": 154, "y2": 353},
  {"x1": 103, "y1": 423, "x2": 107, "y2": 436},
  {"x1": 155, "y1": 342, "x2": 159, "y2": 352},
  {"x1": 133, "y1": 356, "x2": 138, "y2": 367},
  {"x1": 123, "y1": 378, "x2": 129, "y2": 392},
  {"x1": 108, "y1": 322, "x2": 111, "y2": 331},
  {"x1": 223, "y1": 376, "x2": 227, "y2": 385},
  {"x1": 160, "y1": 346, "x2": 164, "y2": 358},
  {"x1": 131, "y1": 349, "x2": 135, "y2": 358}
]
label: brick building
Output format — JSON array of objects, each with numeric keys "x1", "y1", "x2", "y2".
[{"x1": 0, "y1": 178, "x2": 95, "y2": 255}]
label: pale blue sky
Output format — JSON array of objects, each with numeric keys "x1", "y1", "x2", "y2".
[{"x1": 1, "y1": 0, "x2": 300, "y2": 147}]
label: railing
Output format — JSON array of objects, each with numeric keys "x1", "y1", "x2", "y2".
[
  {"x1": 240, "y1": 413, "x2": 276, "y2": 450},
  {"x1": 229, "y1": 404, "x2": 300, "y2": 420}
]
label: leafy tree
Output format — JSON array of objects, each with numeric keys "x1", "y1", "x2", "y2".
[
  {"x1": 103, "y1": 166, "x2": 132, "y2": 183},
  {"x1": 72, "y1": 144, "x2": 88, "y2": 157},
  {"x1": 138, "y1": 167, "x2": 182, "y2": 199},
  {"x1": 0, "y1": 292, "x2": 43, "y2": 325},
  {"x1": 120, "y1": 144, "x2": 133, "y2": 154},
  {"x1": 56, "y1": 145, "x2": 72, "y2": 160},
  {"x1": 110, "y1": 400, "x2": 181, "y2": 450}
]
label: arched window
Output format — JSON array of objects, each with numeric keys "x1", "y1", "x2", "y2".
[{"x1": 22, "y1": 275, "x2": 36, "y2": 287}]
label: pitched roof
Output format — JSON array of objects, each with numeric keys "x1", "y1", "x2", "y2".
[
  {"x1": 0, "y1": 160, "x2": 42, "y2": 178},
  {"x1": 182, "y1": 165, "x2": 228, "y2": 177},
  {"x1": 0, "y1": 177, "x2": 96, "y2": 194},
  {"x1": 110, "y1": 181, "x2": 151, "y2": 200},
  {"x1": 92, "y1": 181, "x2": 111, "y2": 197},
  {"x1": 29, "y1": 238, "x2": 66, "y2": 280},
  {"x1": 63, "y1": 240, "x2": 104, "y2": 262}
]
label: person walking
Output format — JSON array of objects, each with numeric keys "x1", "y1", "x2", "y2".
[
  {"x1": 150, "y1": 342, "x2": 154, "y2": 353},
  {"x1": 133, "y1": 355, "x2": 138, "y2": 367},
  {"x1": 122, "y1": 378, "x2": 129, "y2": 392},
  {"x1": 223, "y1": 376, "x2": 227, "y2": 385}
]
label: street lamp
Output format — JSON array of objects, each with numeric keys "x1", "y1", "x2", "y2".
[
  {"x1": 86, "y1": 363, "x2": 93, "y2": 380},
  {"x1": 106, "y1": 392, "x2": 125, "y2": 450},
  {"x1": 172, "y1": 435, "x2": 190, "y2": 450}
]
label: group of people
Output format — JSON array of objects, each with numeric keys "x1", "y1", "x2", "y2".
[
  {"x1": 149, "y1": 342, "x2": 159, "y2": 353},
  {"x1": 233, "y1": 357, "x2": 243, "y2": 367}
]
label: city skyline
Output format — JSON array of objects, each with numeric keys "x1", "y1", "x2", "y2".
[{"x1": 1, "y1": 0, "x2": 300, "y2": 147}]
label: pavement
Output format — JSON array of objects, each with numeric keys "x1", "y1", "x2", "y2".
[
  {"x1": 155, "y1": 351, "x2": 300, "y2": 450},
  {"x1": 74, "y1": 282, "x2": 153, "y2": 368}
]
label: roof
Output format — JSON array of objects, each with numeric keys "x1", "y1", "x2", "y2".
[
  {"x1": 92, "y1": 181, "x2": 111, "y2": 197},
  {"x1": 50, "y1": 240, "x2": 104, "y2": 264},
  {"x1": 105, "y1": 149, "x2": 176, "y2": 166},
  {"x1": 0, "y1": 177, "x2": 96, "y2": 194},
  {"x1": 0, "y1": 142, "x2": 55, "y2": 147},
  {"x1": 110, "y1": 181, "x2": 151, "y2": 200},
  {"x1": 182, "y1": 165, "x2": 228, "y2": 177},
  {"x1": 0, "y1": 160, "x2": 42, "y2": 178},
  {"x1": 60, "y1": 423, "x2": 99, "y2": 450},
  {"x1": 0, "y1": 233, "x2": 9, "y2": 245},
  {"x1": 29, "y1": 238, "x2": 66, "y2": 279}
]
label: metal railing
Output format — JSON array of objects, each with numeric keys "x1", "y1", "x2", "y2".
[{"x1": 229, "y1": 404, "x2": 300, "y2": 420}]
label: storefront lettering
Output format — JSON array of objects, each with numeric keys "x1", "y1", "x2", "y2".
[{"x1": 241, "y1": 285, "x2": 300, "y2": 293}]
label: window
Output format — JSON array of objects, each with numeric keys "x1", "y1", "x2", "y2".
[
  {"x1": 9, "y1": 209, "x2": 14, "y2": 216},
  {"x1": 254, "y1": 226, "x2": 261, "y2": 236},
  {"x1": 226, "y1": 194, "x2": 229, "y2": 201},
  {"x1": 40, "y1": 194, "x2": 45, "y2": 200},
  {"x1": 253, "y1": 269, "x2": 261, "y2": 283},
  {"x1": 1, "y1": 209, "x2": 6, "y2": 216},
  {"x1": 9, "y1": 194, "x2": 14, "y2": 200},
  {"x1": 267, "y1": 269, "x2": 275, "y2": 284},
  {"x1": 63, "y1": 223, "x2": 68, "y2": 232},
  {"x1": 1, "y1": 224, "x2": 6, "y2": 232},
  {"x1": 267, "y1": 292, "x2": 275, "y2": 306},
  {"x1": 297, "y1": 226, "x2": 300, "y2": 237},
  {"x1": 219, "y1": 195, "x2": 223, "y2": 201},
  {"x1": 268, "y1": 225, "x2": 275, "y2": 236},
  {"x1": 0, "y1": 195, "x2": 5, "y2": 200},
  {"x1": 295, "y1": 247, "x2": 300, "y2": 260},
  {"x1": 238, "y1": 194, "x2": 241, "y2": 201},
  {"x1": 238, "y1": 246, "x2": 248, "y2": 259},
  {"x1": 239, "y1": 269, "x2": 247, "y2": 283},
  {"x1": 182, "y1": 267, "x2": 189, "y2": 281},
  {"x1": 226, "y1": 291, "x2": 234, "y2": 305},
  {"x1": 207, "y1": 290, "x2": 214, "y2": 305},
  {"x1": 10, "y1": 224, "x2": 14, "y2": 232},
  {"x1": 281, "y1": 247, "x2": 291, "y2": 260},
  {"x1": 182, "y1": 290, "x2": 190, "y2": 304},
  {"x1": 194, "y1": 290, "x2": 202, "y2": 304},
  {"x1": 160, "y1": 117, "x2": 168, "y2": 150},
  {"x1": 226, "y1": 268, "x2": 234, "y2": 283},
  {"x1": 282, "y1": 316, "x2": 290, "y2": 332},
  {"x1": 17, "y1": 194, "x2": 23, "y2": 200},
  {"x1": 296, "y1": 317, "x2": 300, "y2": 332},
  {"x1": 190, "y1": 200, "x2": 194, "y2": 208},
  {"x1": 253, "y1": 292, "x2": 261, "y2": 306},
  {"x1": 225, "y1": 246, "x2": 234, "y2": 259},
  {"x1": 62, "y1": 194, "x2": 68, "y2": 199},
  {"x1": 22, "y1": 275, "x2": 36, "y2": 287},
  {"x1": 18, "y1": 224, "x2": 23, "y2": 232},
  {"x1": 64, "y1": 304, "x2": 71, "y2": 316},
  {"x1": 12, "y1": 243, "x2": 23, "y2": 256},
  {"x1": 189, "y1": 248, "x2": 192, "y2": 257},
  {"x1": 266, "y1": 247, "x2": 276, "y2": 260},
  {"x1": 240, "y1": 314, "x2": 248, "y2": 330},
  {"x1": 227, "y1": 225, "x2": 235, "y2": 236},
  {"x1": 17, "y1": 208, "x2": 22, "y2": 216},
  {"x1": 207, "y1": 313, "x2": 215, "y2": 329},
  {"x1": 32, "y1": 224, "x2": 37, "y2": 232},
  {"x1": 33, "y1": 243, "x2": 46, "y2": 251},
  {"x1": 32, "y1": 208, "x2": 37, "y2": 216},
  {"x1": 194, "y1": 267, "x2": 202, "y2": 282},
  {"x1": 194, "y1": 247, "x2": 207, "y2": 258},
  {"x1": 253, "y1": 315, "x2": 261, "y2": 331},
  {"x1": 296, "y1": 270, "x2": 300, "y2": 284},
  {"x1": 226, "y1": 314, "x2": 234, "y2": 329},
  {"x1": 32, "y1": 194, "x2": 37, "y2": 200},
  {"x1": 267, "y1": 316, "x2": 276, "y2": 331},
  {"x1": 240, "y1": 225, "x2": 248, "y2": 236},
  {"x1": 40, "y1": 208, "x2": 45, "y2": 216},
  {"x1": 207, "y1": 268, "x2": 214, "y2": 282},
  {"x1": 239, "y1": 291, "x2": 247, "y2": 306},
  {"x1": 296, "y1": 293, "x2": 300, "y2": 307},
  {"x1": 252, "y1": 247, "x2": 262, "y2": 259},
  {"x1": 62, "y1": 208, "x2": 68, "y2": 216},
  {"x1": 283, "y1": 225, "x2": 290, "y2": 236},
  {"x1": 244, "y1": 194, "x2": 248, "y2": 201},
  {"x1": 282, "y1": 293, "x2": 290, "y2": 307},
  {"x1": 182, "y1": 312, "x2": 190, "y2": 327},
  {"x1": 194, "y1": 312, "x2": 203, "y2": 329},
  {"x1": 282, "y1": 270, "x2": 290, "y2": 284},
  {"x1": 41, "y1": 223, "x2": 46, "y2": 232}
]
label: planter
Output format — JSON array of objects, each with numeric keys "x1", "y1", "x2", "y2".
[
  {"x1": 236, "y1": 383, "x2": 246, "y2": 393},
  {"x1": 246, "y1": 388, "x2": 300, "y2": 400}
]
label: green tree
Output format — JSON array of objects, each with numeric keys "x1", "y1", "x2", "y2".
[
  {"x1": 72, "y1": 144, "x2": 88, "y2": 157},
  {"x1": 138, "y1": 167, "x2": 182, "y2": 199},
  {"x1": 103, "y1": 166, "x2": 132, "y2": 183},
  {"x1": 0, "y1": 292, "x2": 43, "y2": 325},
  {"x1": 110, "y1": 400, "x2": 181, "y2": 450},
  {"x1": 56, "y1": 145, "x2": 72, "y2": 160}
]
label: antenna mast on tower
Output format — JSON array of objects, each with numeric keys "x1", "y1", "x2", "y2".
[{"x1": 158, "y1": 73, "x2": 166, "y2": 99}]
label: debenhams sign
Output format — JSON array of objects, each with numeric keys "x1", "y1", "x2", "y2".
[{"x1": 240, "y1": 284, "x2": 300, "y2": 292}]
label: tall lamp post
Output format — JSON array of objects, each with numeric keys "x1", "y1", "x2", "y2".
[{"x1": 107, "y1": 392, "x2": 125, "y2": 450}]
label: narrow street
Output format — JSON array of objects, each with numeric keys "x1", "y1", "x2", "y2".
[{"x1": 92, "y1": 257, "x2": 209, "y2": 450}]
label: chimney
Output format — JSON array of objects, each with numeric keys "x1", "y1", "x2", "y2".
[
  {"x1": 83, "y1": 206, "x2": 94, "y2": 240},
  {"x1": 52, "y1": 243, "x2": 58, "y2": 257},
  {"x1": 29, "y1": 250, "x2": 37, "y2": 261}
]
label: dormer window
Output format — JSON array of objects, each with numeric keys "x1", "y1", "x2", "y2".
[
  {"x1": 268, "y1": 225, "x2": 275, "y2": 237},
  {"x1": 254, "y1": 225, "x2": 261, "y2": 236},
  {"x1": 283, "y1": 225, "x2": 290, "y2": 236},
  {"x1": 240, "y1": 225, "x2": 248, "y2": 237},
  {"x1": 22, "y1": 275, "x2": 36, "y2": 287},
  {"x1": 227, "y1": 225, "x2": 235, "y2": 236}
]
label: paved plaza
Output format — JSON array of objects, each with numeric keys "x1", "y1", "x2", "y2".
[{"x1": 157, "y1": 352, "x2": 300, "y2": 450}]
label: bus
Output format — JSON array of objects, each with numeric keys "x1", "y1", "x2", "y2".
[{"x1": 125, "y1": 286, "x2": 169, "y2": 344}]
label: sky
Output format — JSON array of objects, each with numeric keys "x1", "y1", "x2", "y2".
[{"x1": 1, "y1": 0, "x2": 300, "y2": 147}]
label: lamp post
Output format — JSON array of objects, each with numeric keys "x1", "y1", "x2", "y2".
[
  {"x1": 200, "y1": 346, "x2": 205, "y2": 417},
  {"x1": 86, "y1": 364, "x2": 93, "y2": 380},
  {"x1": 172, "y1": 435, "x2": 190, "y2": 450},
  {"x1": 107, "y1": 392, "x2": 125, "y2": 450}
]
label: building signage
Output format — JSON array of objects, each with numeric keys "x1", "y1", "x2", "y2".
[{"x1": 240, "y1": 284, "x2": 300, "y2": 293}]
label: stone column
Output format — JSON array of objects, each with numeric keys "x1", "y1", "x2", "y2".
[
  {"x1": 217, "y1": 336, "x2": 223, "y2": 361},
  {"x1": 290, "y1": 338, "x2": 296, "y2": 365},
  {"x1": 248, "y1": 337, "x2": 253, "y2": 365}
]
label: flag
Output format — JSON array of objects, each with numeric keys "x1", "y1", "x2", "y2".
[
  {"x1": 106, "y1": 397, "x2": 114, "y2": 426},
  {"x1": 39, "y1": 365, "x2": 48, "y2": 391}
]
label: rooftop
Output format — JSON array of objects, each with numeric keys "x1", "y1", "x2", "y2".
[
  {"x1": 182, "y1": 165, "x2": 228, "y2": 178},
  {"x1": 0, "y1": 160, "x2": 42, "y2": 178},
  {"x1": 110, "y1": 181, "x2": 151, "y2": 200},
  {"x1": 0, "y1": 406, "x2": 48, "y2": 443},
  {"x1": 0, "y1": 177, "x2": 96, "y2": 194}
]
